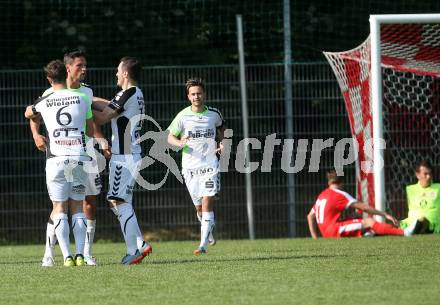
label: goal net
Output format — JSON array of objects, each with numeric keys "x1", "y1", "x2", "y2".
[{"x1": 324, "y1": 16, "x2": 440, "y2": 218}]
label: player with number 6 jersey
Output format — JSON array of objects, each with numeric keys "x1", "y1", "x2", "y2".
[
  {"x1": 31, "y1": 51, "x2": 108, "y2": 267},
  {"x1": 24, "y1": 59, "x2": 94, "y2": 267}
]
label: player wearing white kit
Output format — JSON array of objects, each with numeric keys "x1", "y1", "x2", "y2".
[
  {"x1": 92, "y1": 56, "x2": 152, "y2": 265},
  {"x1": 25, "y1": 60, "x2": 94, "y2": 267},
  {"x1": 30, "y1": 51, "x2": 109, "y2": 267},
  {"x1": 167, "y1": 78, "x2": 225, "y2": 255}
]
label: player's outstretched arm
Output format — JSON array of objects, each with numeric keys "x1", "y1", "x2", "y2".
[
  {"x1": 307, "y1": 209, "x2": 319, "y2": 240},
  {"x1": 351, "y1": 202, "x2": 399, "y2": 226},
  {"x1": 92, "y1": 107, "x2": 118, "y2": 125},
  {"x1": 92, "y1": 97, "x2": 110, "y2": 111}
]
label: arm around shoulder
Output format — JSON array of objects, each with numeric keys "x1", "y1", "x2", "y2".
[
  {"x1": 93, "y1": 106, "x2": 118, "y2": 125},
  {"x1": 92, "y1": 97, "x2": 110, "y2": 111}
]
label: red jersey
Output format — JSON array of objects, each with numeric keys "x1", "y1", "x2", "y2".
[{"x1": 312, "y1": 187, "x2": 357, "y2": 237}]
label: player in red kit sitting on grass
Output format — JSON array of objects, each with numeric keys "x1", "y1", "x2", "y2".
[{"x1": 307, "y1": 170, "x2": 421, "y2": 239}]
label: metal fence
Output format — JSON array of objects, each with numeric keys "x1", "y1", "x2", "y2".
[{"x1": 0, "y1": 63, "x2": 353, "y2": 244}]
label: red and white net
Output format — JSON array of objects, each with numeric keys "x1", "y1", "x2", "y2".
[{"x1": 324, "y1": 23, "x2": 440, "y2": 217}]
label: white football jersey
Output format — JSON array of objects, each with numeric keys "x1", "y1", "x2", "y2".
[
  {"x1": 32, "y1": 89, "x2": 92, "y2": 159},
  {"x1": 168, "y1": 105, "x2": 225, "y2": 170},
  {"x1": 108, "y1": 86, "x2": 145, "y2": 155}
]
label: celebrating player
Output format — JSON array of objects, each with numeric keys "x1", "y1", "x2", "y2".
[
  {"x1": 30, "y1": 51, "x2": 109, "y2": 267},
  {"x1": 24, "y1": 60, "x2": 94, "y2": 267},
  {"x1": 92, "y1": 56, "x2": 152, "y2": 265},
  {"x1": 307, "y1": 170, "x2": 421, "y2": 239},
  {"x1": 167, "y1": 78, "x2": 225, "y2": 255}
]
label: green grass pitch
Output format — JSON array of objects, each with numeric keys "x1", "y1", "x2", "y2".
[{"x1": 1, "y1": 236, "x2": 440, "y2": 305}]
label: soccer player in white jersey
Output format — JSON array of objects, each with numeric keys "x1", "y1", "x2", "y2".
[
  {"x1": 30, "y1": 51, "x2": 109, "y2": 266},
  {"x1": 24, "y1": 60, "x2": 94, "y2": 267},
  {"x1": 167, "y1": 78, "x2": 225, "y2": 255},
  {"x1": 92, "y1": 56, "x2": 152, "y2": 265}
]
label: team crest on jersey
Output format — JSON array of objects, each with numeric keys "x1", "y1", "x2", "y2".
[{"x1": 428, "y1": 191, "x2": 437, "y2": 199}]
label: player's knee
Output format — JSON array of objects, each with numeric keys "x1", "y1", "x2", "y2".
[
  {"x1": 83, "y1": 203, "x2": 96, "y2": 218},
  {"x1": 362, "y1": 217, "x2": 375, "y2": 229},
  {"x1": 195, "y1": 204, "x2": 202, "y2": 214}
]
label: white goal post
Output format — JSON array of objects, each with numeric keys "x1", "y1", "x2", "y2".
[{"x1": 325, "y1": 14, "x2": 440, "y2": 220}]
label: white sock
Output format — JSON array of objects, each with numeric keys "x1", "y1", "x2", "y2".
[
  {"x1": 196, "y1": 211, "x2": 214, "y2": 242},
  {"x1": 84, "y1": 219, "x2": 96, "y2": 257},
  {"x1": 117, "y1": 203, "x2": 142, "y2": 255},
  {"x1": 129, "y1": 206, "x2": 144, "y2": 250},
  {"x1": 43, "y1": 220, "x2": 57, "y2": 258},
  {"x1": 134, "y1": 214, "x2": 145, "y2": 250},
  {"x1": 53, "y1": 213, "x2": 71, "y2": 260},
  {"x1": 199, "y1": 211, "x2": 215, "y2": 249},
  {"x1": 72, "y1": 213, "x2": 87, "y2": 256}
]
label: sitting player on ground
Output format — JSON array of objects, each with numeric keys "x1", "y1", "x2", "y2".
[
  {"x1": 307, "y1": 170, "x2": 421, "y2": 239},
  {"x1": 400, "y1": 160, "x2": 440, "y2": 233}
]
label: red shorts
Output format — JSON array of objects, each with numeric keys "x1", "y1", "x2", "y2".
[{"x1": 323, "y1": 219, "x2": 363, "y2": 238}]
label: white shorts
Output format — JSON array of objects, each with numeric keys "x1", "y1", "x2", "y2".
[
  {"x1": 85, "y1": 173, "x2": 102, "y2": 196},
  {"x1": 183, "y1": 165, "x2": 220, "y2": 206},
  {"x1": 45, "y1": 157, "x2": 88, "y2": 202},
  {"x1": 83, "y1": 159, "x2": 102, "y2": 196},
  {"x1": 107, "y1": 154, "x2": 141, "y2": 203}
]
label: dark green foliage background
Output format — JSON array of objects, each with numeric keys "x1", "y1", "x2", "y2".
[{"x1": 1, "y1": 0, "x2": 439, "y2": 68}]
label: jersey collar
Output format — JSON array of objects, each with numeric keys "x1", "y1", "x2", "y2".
[{"x1": 190, "y1": 105, "x2": 208, "y2": 115}]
